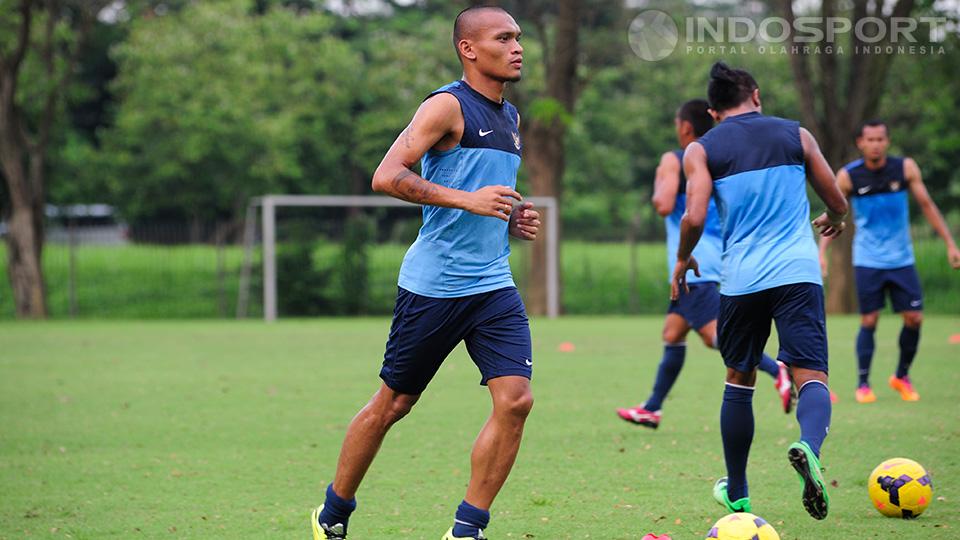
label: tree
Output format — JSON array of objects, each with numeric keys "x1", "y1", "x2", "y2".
[
  {"x1": 0, "y1": 0, "x2": 102, "y2": 318},
  {"x1": 778, "y1": 0, "x2": 917, "y2": 312}
]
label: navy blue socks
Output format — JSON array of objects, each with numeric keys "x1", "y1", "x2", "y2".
[
  {"x1": 757, "y1": 353, "x2": 780, "y2": 378},
  {"x1": 720, "y1": 384, "x2": 755, "y2": 501},
  {"x1": 796, "y1": 380, "x2": 831, "y2": 457},
  {"x1": 452, "y1": 500, "x2": 489, "y2": 539},
  {"x1": 856, "y1": 326, "x2": 876, "y2": 386},
  {"x1": 644, "y1": 343, "x2": 686, "y2": 411},
  {"x1": 319, "y1": 483, "x2": 356, "y2": 531},
  {"x1": 896, "y1": 325, "x2": 920, "y2": 378}
]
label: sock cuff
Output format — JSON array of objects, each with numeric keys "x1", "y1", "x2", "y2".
[
  {"x1": 326, "y1": 483, "x2": 357, "y2": 510},
  {"x1": 724, "y1": 382, "x2": 755, "y2": 391},
  {"x1": 455, "y1": 500, "x2": 490, "y2": 529},
  {"x1": 664, "y1": 342, "x2": 687, "y2": 348},
  {"x1": 798, "y1": 379, "x2": 828, "y2": 395},
  {"x1": 859, "y1": 325, "x2": 876, "y2": 333}
]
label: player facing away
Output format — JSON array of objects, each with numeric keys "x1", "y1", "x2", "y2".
[
  {"x1": 616, "y1": 99, "x2": 793, "y2": 429},
  {"x1": 311, "y1": 7, "x2": 539, "y2": 540},
  {"x1": 672, "y1": 62, "x2": 848, "y2": 520},
  {"x1": 819, "y1": 120, "x2": 960, "y2": 403}
]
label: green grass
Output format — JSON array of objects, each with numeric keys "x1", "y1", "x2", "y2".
[
  {"x1": 1, "y1": 317, "x2": 958, "y2": 539},
  {"x1": 1, "y1": 238, "x2": 957, "y2": 318}
]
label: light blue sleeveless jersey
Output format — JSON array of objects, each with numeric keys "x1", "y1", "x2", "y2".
[
  {"x1": 698, "y1": 112, "x2": 821, "y2": 295},
  {"x1": 397, "y1": 81, "x2": 522, "y2": 298},
  {"x1": 664, "y1": 148, "x2": 723, "y2": 283},
  {"x1": 845, "y1": 157, "x2": 914, "y2": 269}
]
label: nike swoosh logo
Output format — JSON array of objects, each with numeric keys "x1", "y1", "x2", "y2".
[
  {"x1": 524, "y1": 358, "x2": 533, "y2": 366},
  {"x1": 479, "y1": 129, "x2": 493, "y2": 137},
  {"x1": 857, "y1": 186, "x2": 871, "y2": 194}
]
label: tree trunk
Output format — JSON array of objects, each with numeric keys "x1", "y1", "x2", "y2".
[
  {"x1": 779, "y1": 0, "x2": 916, "y2": 313},
  {"x1": 0, "y1": 82, "x2": 48, "y2": 318},
  {"x1": 522, "y1": 120, "x2": 565, "y2": 314},
  {"x1": 519, "y1": 0, "x2": 580, "y2": 315}
]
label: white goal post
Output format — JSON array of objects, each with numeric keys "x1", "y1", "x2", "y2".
[{"x1": 238, "y1": 195, "x2": 559, "y2": 321}]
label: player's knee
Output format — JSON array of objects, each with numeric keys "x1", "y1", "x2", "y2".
[
  {"x1": 700, "y1": 332, "x2": 716, "y2": 349},
  {"x1": 903, "y1": 311, "x2": 923, "y2": 328},
  {"x1": 379, "y1": 399, "x2": 415, "y2": 426},
  {"x1": 662, "y1": 327, "x2": 686, "y2": 344},
  {"x1": 861, "y1": 312, "x2": 879, "y2": 329},
  {"x1": 725, "y1": 368, "x2": 755, "y2": 387},
  {"x1": 498, "y1": 391, "x2": 534, "y2": 419}
]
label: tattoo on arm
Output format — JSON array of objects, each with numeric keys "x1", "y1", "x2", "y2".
[
  {"x1": 392, "y1": 169, "x2": 438, "y2": 203},
  {"x1": 401, "y1": 126, "x2": 413, "y2": 149}
]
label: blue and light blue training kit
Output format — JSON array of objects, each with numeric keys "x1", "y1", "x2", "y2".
[
  {"x1": 664, "y1": 148, "x2": 723, "y2": 285},
  {"x1": 664, "y1": 148, "x2": 724, "y2": 329},
  {"x1": 698, "y1": 111, "x2": 827, "y2": 372},
  {"x1": 382, "y1": 80, "x2": 531, "y2": 395},
  {"x1": 845, "y1": 157, "x2": 923, "y2": 313}
]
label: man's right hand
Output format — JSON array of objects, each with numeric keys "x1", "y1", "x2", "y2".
[
  {"x1": 812, "y1": 212, "x2": 845, "y2": 238},
  {"x1": 462, "y1": 185, "x2": 522, "y2": 222}
]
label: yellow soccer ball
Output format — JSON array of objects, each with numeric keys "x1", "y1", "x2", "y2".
[
  {"x1": 705, "y1": 512, "x2": 780, "y2": 540},
  {"x1": 868, "y1": 458, "x2": 933, "y2": 518}
]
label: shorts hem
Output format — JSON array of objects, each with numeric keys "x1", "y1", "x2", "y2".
[{"x1": 480, "y1": 369, "x2": 532, "y2": 386}]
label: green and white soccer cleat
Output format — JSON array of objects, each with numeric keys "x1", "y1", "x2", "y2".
[
  {"x1": 712, "y1": 477, "x2": 752, "y2": 513},
  {"x1": 787, "y1": 441, "x2": 829, "y2": 520},
  {"x1": 442, "y1": 527, "x2": 486, "y2": 539}
]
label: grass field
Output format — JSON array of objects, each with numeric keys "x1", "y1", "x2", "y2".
[{"x1": 1, "y1": 316, "x2": 959, "y2": 539}]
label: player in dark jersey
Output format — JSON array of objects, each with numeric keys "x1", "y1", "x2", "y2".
[
  {"x1": 820, "y1": 120, "x2": 960, "y2": 403},
  {"x1": 312, "y1": 7, "x2": 538, "y2": 540},
  {"x1": 673, "y1": 62, "x2": 848, "y2": 520},
  {"x1": 616, "y1": 99, "x2": 793, "y2": 430}
]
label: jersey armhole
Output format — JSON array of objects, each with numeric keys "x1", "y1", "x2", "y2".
[{"x1": 423, "y1": 91, "x2": 465, "y2": 153}]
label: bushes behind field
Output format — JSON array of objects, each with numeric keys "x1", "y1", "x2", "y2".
[{"x1": 0, "y1": 239, "x2": 956, "y2": 318}]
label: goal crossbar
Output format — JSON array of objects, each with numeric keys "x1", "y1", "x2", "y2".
[{"x1": 238, "y1": 195, "x2": 559, "y2": 321}]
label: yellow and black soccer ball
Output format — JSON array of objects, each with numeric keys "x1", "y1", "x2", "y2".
[
  {"x1": 868, "y1": 458, "x2": 933, "y2": 518},
  {"x1": 705, "y1": 512, "x2": 780, "y2": 540}
]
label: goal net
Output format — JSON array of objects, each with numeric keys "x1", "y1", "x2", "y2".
[{"x1": 237, "y1": 195, "x2": 558, "y2": 321}]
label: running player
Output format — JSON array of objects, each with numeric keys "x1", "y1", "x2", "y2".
[
  {"x1": 616, "y1": 99, "x2": 792, "y2": 430},
  {"x1": 820, "y1": 120, "x2": 960, "y2": 403},
  {"x1": 312, "y1": 7, "x2": 537, "y2": 540},
  {"x1": 672, "y1": 62, "x2": 848, "y2": 520}
]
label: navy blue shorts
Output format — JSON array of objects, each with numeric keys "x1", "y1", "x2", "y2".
[
  {"x1": 379, "y1": 287, "x2": 532, "y2": 395},
  {"x1": 854, "y1": 265, "x2": 923, "y2": 314},
  {"x1": 667, "y1": 282, "x2": 720, "y2": 330},
  {"x1": 718, "y1": 283, "x2": 828, "y2": 374}
]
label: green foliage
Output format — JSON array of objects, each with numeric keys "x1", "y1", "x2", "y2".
[{"x1": 338, "y1": 214, "x2": 373, "y2": 315}]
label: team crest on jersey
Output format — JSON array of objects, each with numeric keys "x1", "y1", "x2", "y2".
[
  {"x1": 512, "y1": 132, "x2": 521, "y2": 150},
  {"x1": 890, "y1": 180, "x2": 901, "y2": 191}
]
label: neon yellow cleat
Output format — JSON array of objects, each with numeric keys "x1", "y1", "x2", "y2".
[{"x1": 312, "y1": 505, "x2": 346, "y2": 539}]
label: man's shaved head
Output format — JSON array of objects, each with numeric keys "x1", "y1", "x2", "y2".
[{"x1": 453, "y1": 5, "x2": 510, "y2": 54}]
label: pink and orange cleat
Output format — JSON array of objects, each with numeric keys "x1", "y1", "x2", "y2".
[
  {"x1": 774, "y1": 361, "x2": 795, "y2": 413},
  {"x1": 889, "y1": 375, "x2": 920, "y2": 401},
  {"x1": 855, "y1": 384, "x2": 877, "y2": 403}
]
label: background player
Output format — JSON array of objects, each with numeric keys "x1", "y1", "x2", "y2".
[
  {"x1": 312, "y1": 7, "x2": 538, "y2": 540},
  {"x1": 820, "y1": 120, "x2": 960, "y2": 403},
  {"x1": 617, "y1": 99, "x2": 792, "y2": 430},
  {"x1": 672, "y1": 62, "x2": 848, "y2": 520}
]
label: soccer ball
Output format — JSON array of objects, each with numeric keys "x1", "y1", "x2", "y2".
[
  {"x1": 868, "y1": 458, "x2": 933, "y2": 518},
  {"x1": 705, "y1": 513, "x2": 780, "y2": 540}
]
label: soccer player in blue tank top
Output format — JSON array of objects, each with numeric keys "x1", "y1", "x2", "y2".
[
  {"x1": 617, "y1": 99, "x2": 793, "y2": 430},
  {"x1": 819, "y1": 121, "x2": 960, "y2": 404},
  {"x1": 311, "y1": 7, "x2": 538, "y2": 540},
  {"x1": 672, "y1": 62, "x2": 848, "y2": 520}
]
